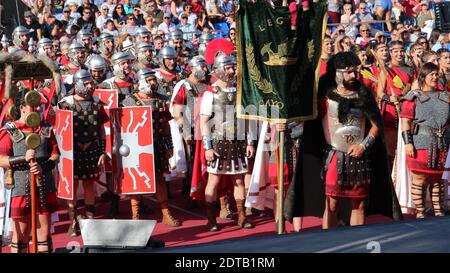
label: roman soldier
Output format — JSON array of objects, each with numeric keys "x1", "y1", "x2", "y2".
[
  {"x1": 400, "y1": 63, "x2": 450, "y2": 218},
  {"x1": 85, "y1": 54, "x2": 112, "y2": 85},
  {"x1": 37, "y1": 38, "x2": 55, "y2": 60},
  {"x1": 197, "y1": 32, "x2": 213, "y2": 57},
  {"x1": 197, "y1": 44, "x2": 255, "y2": 232},
  {"x1": 171, "y1": 56, "x2": 211, "y2": 209},
  {"x1": 136, "y1": 27, "x2": 152, "y2": 44},
  {"x1": 98, "y1": 32, "x2": 115, "y2": 66},
  {"x1": 62, "y1": 42, "x2": 88, "y2": 97},
  {"x1": 100, "y1": 51, "x2": 135, "y2": 104},
  {"x1": 10, "y1": 26, "x2": 31, "y2": 53},
  {"x1": 133, "y1": 42, "x2": 158, "y2": 71},
  {"x1": 155, "y1": 46, "x2": 185, "y2": 101},
  {"x1": 76, "y1": 29, "x2": 94, "y2": 55},
  {"x1": 0, "y1": 89, "x2": 59, "y2": 252},
  {"x1": 58, "y1": 70, "x2": 109, "y2": 237},
  {"x1": 121, "y1": 68, "x2": 180, "y2": 226},
  {"x1": 284, "y1": 52, "x2": 403, "y2": 229}
]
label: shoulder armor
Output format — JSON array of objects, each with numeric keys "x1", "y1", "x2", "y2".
[
  {"x1": 40, "y1": 124, "x2": 52, "y2": 138},
  {"x1": 403, "y1": 90, "x2": 430, "y2": 103},
  {"x1": 3, "y1": 122, "x2": 25, "y2": 143},
  {"x1": 438, "y1": 90, "x2": 450, "y2": 104}
]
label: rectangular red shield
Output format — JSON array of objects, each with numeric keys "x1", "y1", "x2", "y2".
[
  {"x1": 54, "y1": 109, "x2": 74, "y2": 200},
  {"x1": 93, "y1": 89, "x2": 119, "y2": 158},
  {"x1": 110, "y1": 106, "x2": 156, "y2": 195}
]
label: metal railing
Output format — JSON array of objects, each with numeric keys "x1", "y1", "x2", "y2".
[{"x1": 327, "y1": 19, "x2": 398, "y2": 33}]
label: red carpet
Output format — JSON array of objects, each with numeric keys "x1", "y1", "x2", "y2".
[{"x1": 1, "y1": 179, "x2": 415, "y2": 252}]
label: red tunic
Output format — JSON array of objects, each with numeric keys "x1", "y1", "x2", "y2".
[
  {"x1": 400, "y1": 99, "x2": 448, "y2": 174},
  {"x1": 381, "y1": 65, "x2": 413, "y2": 130}
]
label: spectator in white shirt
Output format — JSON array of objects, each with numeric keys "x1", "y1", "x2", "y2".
[
  {"x1": 121, "y1": 14, "x2": 139, "y2": 35},
  {"x1": 96, "y1": 3, "x2": 113, "y2": 31},
  {"x1": 182, "y1": 2, "x2": 198, "y2": 26},
  {"x1": 158, "y1": 12, "x2": 176, "y2": 34}
]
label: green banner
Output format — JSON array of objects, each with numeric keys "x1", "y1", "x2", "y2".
[{"x1": 236, "y1": 0, "x2": 327, "y2": 122}]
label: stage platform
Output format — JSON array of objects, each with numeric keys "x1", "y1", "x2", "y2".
[{"x1": 147, "y1": 216, "x2": 450, "y2": 253}]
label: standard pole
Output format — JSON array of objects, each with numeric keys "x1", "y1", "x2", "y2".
[
  {"x1": 30, "y1": 79, "x2": 38, "y2": 253},
  {"x1": 30, "y1": 163, "x2": 37, "y2": 253},
  {"x1": 277, "y1": 131, "x2": 285, "y2": 234}
]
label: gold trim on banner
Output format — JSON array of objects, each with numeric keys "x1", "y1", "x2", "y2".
[{"x1": 246, "y1": 44, "x2": 274, "y2": 94}]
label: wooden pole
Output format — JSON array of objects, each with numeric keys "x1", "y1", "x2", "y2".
[
  {"x1": 30, "y1": 162, "x2": 37, "y2": 253},
  {"x1": 30, "y1": 79, "x2": 37, "y2": 253},
  {"x1": 277, "y1": 131, "x2": 285, "y2": 234}
]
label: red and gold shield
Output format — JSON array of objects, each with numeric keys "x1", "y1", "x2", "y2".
[
  {"x1": 110, "y1": 106, "x2": 156, "y2": 195},
  {"x1": 54, "y1": 109, "x2": 74, "y2": 200}
]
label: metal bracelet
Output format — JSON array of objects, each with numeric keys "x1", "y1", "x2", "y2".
[
  {"x1": 202, "y1": 136, "x2": 213, "y2": 150},
  {"x1": 401, "y1": 130, "x2": 413, "y2": 144},
  {"x1": 360, "y1": 135, "x2": 376, "y2": 150}
]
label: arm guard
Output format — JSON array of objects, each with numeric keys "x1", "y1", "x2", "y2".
[
  {"x1": 402, "y1": 130, "x2": 413, "y2": 145},
  {"x1": 360, "y1": 135, "x2": 376, "y2": 150},
  {"x1": 202, "y1": 135, "x2": 213, "y2": 150},
  {"x1": 9, "y1": 156, "x2": 27, "y2": 170}
]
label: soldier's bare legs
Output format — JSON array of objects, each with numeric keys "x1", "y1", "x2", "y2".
[
  {"x1": 155, "y1": 174, "x2": 180, "y2": 226},
  {"x1": 205, "y1": 173, "x2": 221, "y2": 203},
  {"x1": 36, "y1": 214, "x2": 52, "y2": 252},
  {"x1": 233, "y1": 174, "x2": 245, "y2": 200},
  {"x1": 323, "y1": 196, "x2": 339, "y2": 229},
  {"x1": 11, "y1": 218, "x2": 30, "y2": 253},
  {"x1": 411, "y1": 172, "x2": 427, "y2": 218},
  {"x1": 429, "y1": 174, "x2": 446, "y2": 217},
  {"x1": 67, "y1": 182, "x2": 82, "y2": 236},
  {"x1": 350, "y1": 199, "x2": 365, "y2": 226},
  {"x1": 10, "y1": 214, "x2": 51, "y2": 253},
  {"x1": 82, "y1": 180, "x2": 96, "y2": 218}
]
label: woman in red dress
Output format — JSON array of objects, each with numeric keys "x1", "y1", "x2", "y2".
[{"x1": 400, "y1": 63, "x2": 449, "y2": 218}]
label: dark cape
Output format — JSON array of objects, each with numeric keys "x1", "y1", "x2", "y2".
[{"x1": 284, "y1": 79, "x2": 403, "y2": 221}]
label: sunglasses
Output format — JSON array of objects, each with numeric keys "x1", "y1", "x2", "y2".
[
  {"x1": 181, "y1": 17, "x2": 187, "y2": 19},
  {"x1": 164, "y1": 17, "x2": 170, "y2": 19},
  {"x1": 103, "y1": 8, "x2": 109, "y2": 11},
  {"x1": 361, "y1": 29, "x2": 369, "y2": 32},
  {"x1": 230, "y1": 32, "x2": 235, "y2": 35},
  {"x1": 116, "y1": 6, "x2": 123, "y2": 9}
]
